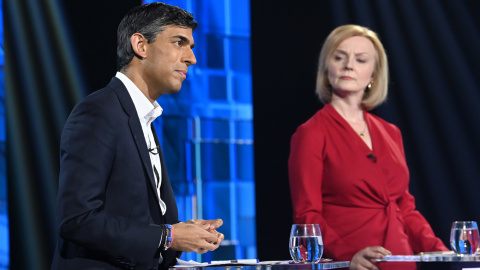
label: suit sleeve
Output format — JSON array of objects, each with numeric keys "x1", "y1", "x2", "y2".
[
  {"x1": 393, "y1": 127, "x2": 449, "y2": 253},
  {"x1": 288, "y1": 124, "x2": 354, "y2": 260},
  {"x1": 57, "y1": 96, "x2": 163, "y2": 267}
]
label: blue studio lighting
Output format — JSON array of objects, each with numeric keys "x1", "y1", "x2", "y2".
[
  {"x1": 0, "y1": 0, "x2": 8, "y2": 268},
  {"x1": 144, "y1": 0, "x2": 256, "y2": 263}
]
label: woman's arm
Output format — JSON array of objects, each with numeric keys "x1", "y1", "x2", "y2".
[{"x1": 288, "y1": 124, "x2": 352, "y2": 260}]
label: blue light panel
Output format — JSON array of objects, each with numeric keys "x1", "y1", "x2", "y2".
[
  {"x1": 145, "y1": 0, "x2": 255, "y2": 262},
  {"x1": 0, "y1": 0, "x2": 8, "y2": 268}
]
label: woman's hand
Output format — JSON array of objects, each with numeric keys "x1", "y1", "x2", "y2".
[{"x1": 350, "y1": 246, "x2": 391, "y2": 270}]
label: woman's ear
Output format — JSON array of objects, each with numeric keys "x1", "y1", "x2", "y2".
[{"x1": 131, "y1": 33, "x2": 147, "y2": 60}]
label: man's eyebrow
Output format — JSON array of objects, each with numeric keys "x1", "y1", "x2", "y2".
[{"x1": 172, "y1": 35, "x2": 196, "y2": 49}]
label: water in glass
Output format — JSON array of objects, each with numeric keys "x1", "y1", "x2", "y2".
[
  {"x1": 289, "y1": 236, "x2": 323, "y2": 263},
  {"x1": 450, "y1": 221, "x2": 480, "y2": 255},
  {"x1": 289, "y1": 224, "x2": 323, "y2": 263}
]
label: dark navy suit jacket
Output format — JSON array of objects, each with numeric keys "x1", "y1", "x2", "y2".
[{"x1": 51, "y1": 77, "x2": 180, "y2": 270}]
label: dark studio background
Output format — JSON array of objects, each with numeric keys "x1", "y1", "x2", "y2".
[
  {"x1": 4, "y1": 0, "x2": 480, "y2": 269},
  {"x1": 252, "y1": 0, "x2": 480, "y2": 260}
]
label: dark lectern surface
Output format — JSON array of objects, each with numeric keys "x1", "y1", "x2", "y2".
[
  {"x1": 378, "y1": 253, "x2": 480, "y2": 270},
  {"x1": 171, "y1": 261, "x2": 350, "y2": 270},
  {"x1": 418, "y1": 261, "x2": 480, "y2": 270}
]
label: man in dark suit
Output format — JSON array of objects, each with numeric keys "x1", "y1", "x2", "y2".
[{"x1": 51, "y1": 3, "x2": 224, "y2": 270}]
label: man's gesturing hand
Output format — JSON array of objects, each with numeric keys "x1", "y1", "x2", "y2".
[{"x1": 171, "y1": 221, "x2": 225, "y2": 253}]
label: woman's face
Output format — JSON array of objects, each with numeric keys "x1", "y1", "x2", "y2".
[{"x1": 327, "y1": 36, "x2": 377, "y2": 93}]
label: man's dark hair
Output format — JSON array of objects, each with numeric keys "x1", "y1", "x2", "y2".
[{"x1": 117, "y1": 2, "x2": 198, "y2": 71}]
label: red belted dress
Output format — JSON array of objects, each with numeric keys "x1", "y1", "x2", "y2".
[{"x1": 289, "y1": 104, "x2": 448, "y2": 269}]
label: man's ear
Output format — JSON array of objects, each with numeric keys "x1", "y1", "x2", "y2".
[{"x1": 131, "y1": 33, "x2": 147, "y2": 60}]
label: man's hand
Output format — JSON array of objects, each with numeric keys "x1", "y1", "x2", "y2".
[
  {"x1": 187, "y1": 219, "x2": 223, "y2": 231},
  {"x1": 350, "y1": 246, "x2": 391, "y2": 270},
  {"x1": 186, "y1": 219, "x2": 224, "y2": 245},
  {"x1": 170, "y1": 221, "x2": 224, "y2": 253}
]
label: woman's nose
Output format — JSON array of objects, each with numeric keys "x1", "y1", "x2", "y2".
[{"x1": 344, "y1": 58, "x2": 354, "y2": 70}]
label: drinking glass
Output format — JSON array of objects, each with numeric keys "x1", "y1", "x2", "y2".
[
  {"x1": 450, "y1": 221, "x2": 479, "y2": 255},
  {"x1": 289, "y1": 224, "x2": 323, "y2": 263}
]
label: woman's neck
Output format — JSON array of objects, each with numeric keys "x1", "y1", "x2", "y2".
[{"x1": 330, "y1": 95, "x2": 364, "y2": 122}]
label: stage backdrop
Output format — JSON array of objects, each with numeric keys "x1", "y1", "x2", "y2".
[
  {"x1": 252, "y1": 0, "x2": 480, "y2": 261},
  {"x1": 5, "y1": 1, "x2": 136, "y2": 269},
  {"x1": 0, "y1": 0, "x2": 6, "y2": 269}
]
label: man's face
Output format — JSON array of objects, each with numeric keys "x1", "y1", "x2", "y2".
[{"x1": 143, "y1": 25, "x2": 196, "y2": 97}]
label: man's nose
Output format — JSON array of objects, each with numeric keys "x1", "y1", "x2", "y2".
[{"x1": 185, "y1": 49, "x2": 197, "y2": 66}]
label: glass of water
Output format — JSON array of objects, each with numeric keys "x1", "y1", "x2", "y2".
[
  {"x1": 289, "y1": 224, "x2": 323, "y2": 263},
  {"x1": 450, "y1": 221, "x2": 479, "y2": 255}
]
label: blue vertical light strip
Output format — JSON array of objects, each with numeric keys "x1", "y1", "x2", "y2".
[
  {"x1": 223, "y1": 0, "x2": 238, "y2": 256},
  {"x1": 144, "y1": 0, "x2": 255, "y2": 262},
  {"x1": 0, "y1": 0, "x2": 8, "y2": 269}
]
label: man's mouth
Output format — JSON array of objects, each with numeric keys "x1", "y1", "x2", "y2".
[{"x1": 177, "y1": 70, "x2": 187, "y2": 78}]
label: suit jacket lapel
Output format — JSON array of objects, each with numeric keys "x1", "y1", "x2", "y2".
[
  {"x1": 108, "y1": 78, "x2": 158, "y2": 199},
  {"x1": 109, "y1": 77, "x2": 178, "y2": 222},
  {"x1": 151, "y1": 125, "x2": 178, "y2": 223}
]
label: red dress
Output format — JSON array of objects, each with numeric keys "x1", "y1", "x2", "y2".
[{"x1": 289, "y1": 104, "x2": 447, "y2": 268}]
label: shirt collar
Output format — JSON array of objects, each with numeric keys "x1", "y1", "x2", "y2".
[{"x1": 116, "y1": 72, "x2": 163, "y2": 123}]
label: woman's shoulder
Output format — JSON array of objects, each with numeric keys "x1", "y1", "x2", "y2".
[
  {"x1": 292, "y1": 108, "x2": 331, "y2": 140},
  {"x1": 366, "y1": 112, "x2": 401, "y2": 134},
  {"x1": 298, "y1": 108, "x2": 329, "y2": 128}
]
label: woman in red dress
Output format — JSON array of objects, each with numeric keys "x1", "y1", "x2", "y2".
[{"x1": 288, "y1": 25, "x2": 448, "y2": 270}]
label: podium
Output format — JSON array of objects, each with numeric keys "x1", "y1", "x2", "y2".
[
  {"x1": 378, "y1": 253, "x2": 480, "y2": 270},
  {"x1": 172, "y1": 261, "x2": 350, "y2": 270}
]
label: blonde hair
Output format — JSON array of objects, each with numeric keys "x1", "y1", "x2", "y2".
[{"x1": 315, "y1": 25, "x2": 389, "y2": 110}]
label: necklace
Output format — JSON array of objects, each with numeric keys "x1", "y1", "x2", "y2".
[{"x1": 359, "y1": 121, "x2": 367, "y2": 138}]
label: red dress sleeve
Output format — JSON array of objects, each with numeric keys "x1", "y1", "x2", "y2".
[{"x1": 288, "y1": 120, "x2": 356, "y2": 260}]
